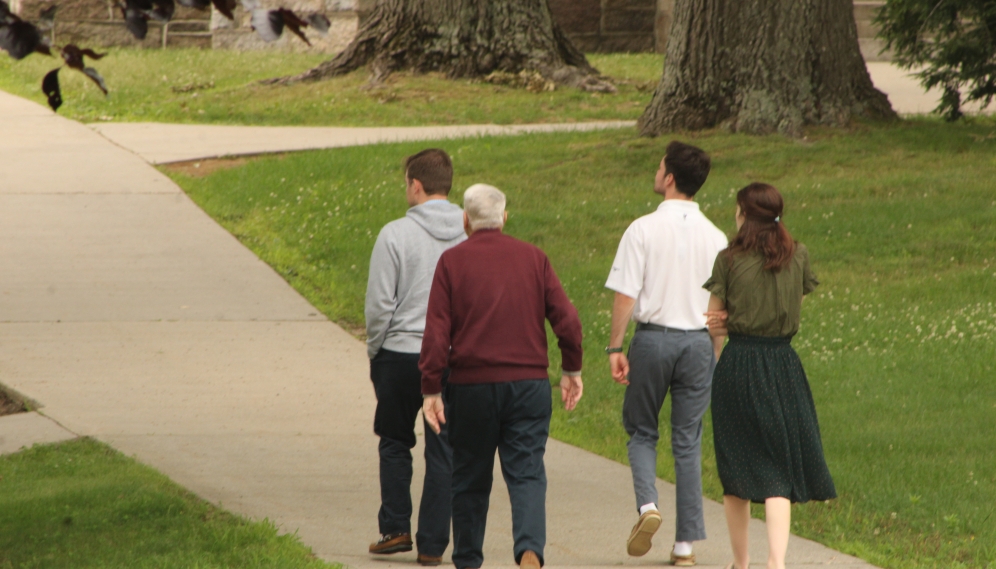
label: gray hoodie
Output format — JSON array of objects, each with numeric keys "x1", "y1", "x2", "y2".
[{"x1": 365, "y1": 199, "x2": 466, "y2": 359}]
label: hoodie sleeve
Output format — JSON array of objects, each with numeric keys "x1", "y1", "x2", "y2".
[{"x1": 365, "y1": 225, "x2": 400, "y2": 360}]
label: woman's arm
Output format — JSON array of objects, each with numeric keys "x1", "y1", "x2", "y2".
[{"x1": 704, "y1": 294, "x2": 728, "y2": 360}]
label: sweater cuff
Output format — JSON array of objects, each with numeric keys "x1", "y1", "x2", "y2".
[{"x1": 562, "y1": 369, "x2": 582, "y2": 377}]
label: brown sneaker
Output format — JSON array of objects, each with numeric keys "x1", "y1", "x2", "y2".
[
  {"x1": 669, "y1": 545, "x2": 696, "y2": 566},
  {"x1": 417, "y1": 553, "x2": 443, "y2": 566},
  {"x1": 519, "y1": 550, "x2": 541, "y2": 569},
  {"x1": 368, "y1": 532, "x2": 412, "y2": 554},
  {"x1": 626, "y1": 509, "x2": 662, "y2": 556}
]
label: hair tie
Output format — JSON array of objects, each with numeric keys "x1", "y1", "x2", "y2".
[{"x1": 774, "y1": 216, "x2": 780, "y2": 223}]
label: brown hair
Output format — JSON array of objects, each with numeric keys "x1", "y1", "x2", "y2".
[
  {"x1": 404, "y1": 148, "x2": 453, "y2": 196},
  {"x1": 727, "y1": 182, "x2": 795, "y2": 271},
  {"x1": 664, "y1": 141, "x2": 711, "y2": 197}
]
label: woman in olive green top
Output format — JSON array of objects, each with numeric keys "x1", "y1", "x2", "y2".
[{"x1": 703, "y1": 183, "x2": 835, "y2": 569}]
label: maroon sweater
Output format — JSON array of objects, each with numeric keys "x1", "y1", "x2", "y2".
[{"x1": 420, "y1": 229, "x2": 583, "y2": 394}]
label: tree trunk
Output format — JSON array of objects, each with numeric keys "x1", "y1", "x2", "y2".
[
  {"x1": 265, "y1": 0, "x2": 613, "y2": 91},
  {"x1": 639, "y1": 0, "x2": 897, "y2": 136}
]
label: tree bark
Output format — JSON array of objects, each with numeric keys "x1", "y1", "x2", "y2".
[
  {"x1": 265, "y1": 0, "x2": 613, "y2": 91},
  {"x1": 639, "y1": 0, "x2": 897, "y2": 136}
]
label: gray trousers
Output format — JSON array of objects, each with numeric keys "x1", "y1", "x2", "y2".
[{"x1": 623, "y1": 326, "x2": 714, "y2": 543}]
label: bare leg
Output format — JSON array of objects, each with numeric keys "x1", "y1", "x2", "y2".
[
  {"x1": 765, "y1": 497, "x2": 791, "y2": 569},
  {"x1": 723, "y1": 495, "x2": 750, "y2": 569}
]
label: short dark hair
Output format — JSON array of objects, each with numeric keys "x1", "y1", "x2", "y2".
[
  {"x1": 663, "y1": 141, "x2": 711, "y2": 197},
  {"x1": 405, "y1": 149, "x2": 453, "y2": 196}
]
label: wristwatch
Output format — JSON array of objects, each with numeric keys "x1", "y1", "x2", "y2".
[{"x1": 605, "y1": 346, "x2": 623, "y2": 354}]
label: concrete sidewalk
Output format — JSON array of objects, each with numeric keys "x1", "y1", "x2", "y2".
[
  {"x1": 85, "y1": 62, "x2": 991, "y2": 167},
  {"x1": 0, "y1": 412, "x2": 77, "y2": 455},
  {"x1": 90, "y1": 121, "x2": 636, "y2": 165},
  {"x1": 0, "y1": 88, "x2": 876, "y2": 568}
]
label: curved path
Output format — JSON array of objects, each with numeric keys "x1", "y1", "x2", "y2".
[{"x1": 0, "y1": 88, "x2": 877, "y2": 568}]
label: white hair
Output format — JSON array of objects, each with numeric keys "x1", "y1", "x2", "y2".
[{"x1": 463, "y1": 183, "x2": 506, "y2": 231}]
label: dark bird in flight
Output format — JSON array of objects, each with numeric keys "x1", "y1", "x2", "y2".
[
  {"x1": 114, "y1": 0, "x2": 327, "y2": 45},
  {"x1": 61, "y1": 44, "x2": 108, "y2": 93},
  {"x1": 176, "y1": 0, "x2": 211, "y2": 9},
  {"x1": 119, "y1": 0, "x2": 151, "y2": 39},
  {"x1": 118, "y1": 0, "x2": 241, "y2": 40},
  {"x1": 250, "y1": 7, "x2": 310, "y2": 45},
  {"x1": 305, "y1": 13, "x2": 329, "y2": 35},
  {"x1": 42, "y1": 45, "x2": 108, "y2": 111},
  {"x1": 210, "y1": 0, "x2": 237, "y2": 21},
  {"x1": 118, "y1": 0, "x2": 176, "y2": 40},
  {"x1": 38, "y1": 4, "x2": 57, "y2": 27},
  {"x1": 149, "y1": 0, "x2": 176, "y2": 23},
  {"x1": 42, "y1": 67, "x2": 62, "y2": 110},
  {"x1": 0, "y1": 1, "x2": 110, "y2": 113},
  {"x1": 1, "y1": 0, "x2": 51, "y2": 59}
]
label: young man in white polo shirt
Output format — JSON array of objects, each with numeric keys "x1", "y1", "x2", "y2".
[{"x1": 605, "y1": 141, "x2": 727, "y2": 567}]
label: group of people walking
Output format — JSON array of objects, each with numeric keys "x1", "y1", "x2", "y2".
[{"x1": 363, "y1": 142, "x2": 836, "y2": 569}]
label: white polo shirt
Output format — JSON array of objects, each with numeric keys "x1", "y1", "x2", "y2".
[{"x1": 605, "y1": 200, "x2": 728, "y2": 330}]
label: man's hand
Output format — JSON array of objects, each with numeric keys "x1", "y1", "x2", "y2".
[
  {"x1": 609, "y1": 352, "x2": 630, "y2": 385},
  {"x1": 704, "y1": 297, "x2": 729, "y2": 360},
  {"x1": 561, "y1": 374, "x2": 583, "y2": 411},
  {"x1": 608, "y1": 292, "x2": 635, "y2": 386},
  {"x1": 422, "y1": 395, "x2": 446, "y2": 434}
]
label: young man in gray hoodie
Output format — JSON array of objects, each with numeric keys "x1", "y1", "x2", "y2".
[{"x1": 365, "y1": 148, "x2": 466, "y2": 566}]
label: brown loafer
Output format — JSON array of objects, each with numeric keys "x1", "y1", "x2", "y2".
[
  {"x1": 626, "y1": 510, "x2": 662, "y2": 556},
  {"x1": 670, "y1": 545, "x2": 696, "y2": 566},
  {"x1": 519, "y1": 550, "x2": 541, "y2": 569},
  {"x1": 417, "y1": 553, "x2": 443, "y2": 566},
  {"x1": 368, "y1": 532, "x2": 412, "y2": 554}
]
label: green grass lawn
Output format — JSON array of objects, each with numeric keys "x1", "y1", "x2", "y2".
[
  {"x1": 0, "y1": 438, "x2": 339, "y2": 569},
  {"x1": 164, "y1": 118, "x2": 996, "y2": 569},
  {"x1": 0, "y1": 49, "x2": 659, "y2": 126}
]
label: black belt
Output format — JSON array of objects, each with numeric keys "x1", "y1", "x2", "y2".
[{"x1": 636, "y1": 323, "x2": 708, "y2": 334}]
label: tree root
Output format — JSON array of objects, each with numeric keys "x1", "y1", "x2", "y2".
[{"x1": 259, "y1": 0, "x2": 616, "y2": 93}]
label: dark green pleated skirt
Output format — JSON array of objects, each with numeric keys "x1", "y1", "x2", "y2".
[{"x1": 711, "y1": 334, "x2": 837, "y2": 504}]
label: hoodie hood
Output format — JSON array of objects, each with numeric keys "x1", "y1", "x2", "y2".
[{"x1": 406, "y1": 199, "x2": 466, "y2": 241}]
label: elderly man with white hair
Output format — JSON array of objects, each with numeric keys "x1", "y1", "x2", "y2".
[{"x1": 420, "y1": 184, "x2": 584, "y2": 569}]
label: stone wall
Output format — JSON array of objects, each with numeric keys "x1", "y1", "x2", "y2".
[
  {"x1": 12, "y1": 0, "x2": 211, "y2": 48},
  {"x1": 548, "y1": 0, "x2": 656, "y2": 53},
  {"x1": 550, "y1": 0, "x2": 890, "y2": 60},
  {"x1": 11, "y1": 0, "x2": 889, "y2": 60},
  {"x1": 9, "y1": 0, "x2": 353, "y2": 52}
]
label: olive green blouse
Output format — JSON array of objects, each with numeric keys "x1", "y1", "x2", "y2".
[{"x1": 702, "y1": 243, "x2": 819, "y2": 338}]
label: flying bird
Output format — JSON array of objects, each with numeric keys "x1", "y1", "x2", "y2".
[
  {"x1": 119, "y1": 0, "x2": 238, "y2": 40},
  {"x1": 251, "y1": 7, "x2": 309, "y2": 45},
  {"x1": 176, "y1": 0, "x2": 211, "y2": 9},
  {"x1": 61, "y1": 44, "x2": 108, "y2": 93},
  {"x1": 37, "y1": 4, "x2": 57, "y2": 28},
  {"x1": 149, "y1": 0, "x2": 176, "y2": 23},
  {"x1": 119, "y1": 0, "x2": 151, "y2": 39},
  {"x1": 118, "y1": 0, "x2": 176, "y2": 40},
  {"x1": 0, "y1": 1, "x2": 110, "y2": 113},
  {"x1": 115, "y1": 0, "x2": 328, "y2": 45},
  {"x1": 42, "y1": 44, "x2": 109, "y2": 111},
  {"x1": 0, "y1": 1, "x2": 52, "y2": 59},
  {"x1": 306, "y1": 13, "x2": 329, "y2": 35},
  {"x1": 42, "y1": 68, "x2": 62, "y2": 110},
  {"x1": 211, "y1": 0, "x2": 237, "y2": 21}
]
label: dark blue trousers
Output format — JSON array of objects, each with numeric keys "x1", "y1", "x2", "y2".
[
  {"x1": 447, "y1": 378, "x2": 551, "y2": 569},
  {"x1": 371, "y1": 349, "x2": 452, "y2": 557}
]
